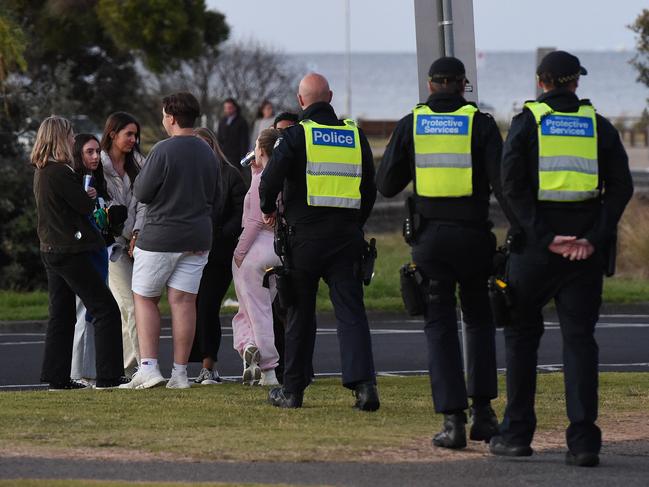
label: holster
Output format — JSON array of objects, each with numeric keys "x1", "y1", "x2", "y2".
[
  {"x1": 488, "y1": 276, "x2": 515, "y2": 328},
  {"x1": 402, "y1": 196, "x2": 421, "y2": 245},
  {"x1": 273, "y1": 219, "x2": 292, "y2": 259},
  {"x1": 263, "y1": 265, "x2": 294, "y2": 308},
  {"x1": 360, "y1": 238, "x2": 377, "y2": 286},
  {"x1": 399, "y1": 263, "x2": 427, "y2": 316},
  {"x1": 488, "y1": 242, "x2": 515, "y2": 328}
]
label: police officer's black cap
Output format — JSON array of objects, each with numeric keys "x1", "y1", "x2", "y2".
[
  {"x1": 537, "y1": 50, "x2": 587, "y2": 83},
  {"x1": 428, "y1": 56, "x2": 468, "y2": 82}
]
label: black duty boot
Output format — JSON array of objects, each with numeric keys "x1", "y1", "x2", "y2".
[
  {"x1": 353, "y1": 382, "x2": 380, "y2": 411},
  {"x1": 432, "y1": 412, "x2": 467, "y2": 449},
  {"x1": 565, "y1": 451, "x2": 599, "y2": 467},
  {"x1": 268, "y1": 387, "x2": 303, "y2": 408},
  {"x1": 488, "y1": 435, "x2": 533, "y2": 457},
  {"x1": 469, "y1": 404, "x2": 499, "y2": 442}
]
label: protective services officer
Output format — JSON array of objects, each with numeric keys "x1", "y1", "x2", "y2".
[
  {"x1": 489, "y1": 50, "x2": 633, "y2": 466},
  {"x1": 259, "y1": 72, "x2": 380, "y2": 411},
  {"x1": 377, "y1": 57, "x2": 509, "y2": 448}
]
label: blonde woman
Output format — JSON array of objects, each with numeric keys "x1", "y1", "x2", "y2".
[
  {"x1": 32, "y1": 116, "x2": 125, "y2": 390},
  {"x1": 232, "y1": 128, "x2": 283, "y2": 386}
]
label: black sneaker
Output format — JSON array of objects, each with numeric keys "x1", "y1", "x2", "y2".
[
  {"x1": 95, "y1": 376, "x2": 131, "y2": 390},
  {"x1": 194, "y1": 368, "x2": 223, "y2": 385},
  {"x1": 49, "y1": 379, "x2": 90, "y2": 391}
]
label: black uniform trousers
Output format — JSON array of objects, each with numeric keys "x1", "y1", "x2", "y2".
[
  {"x1": 191, "y1": 240, "x2": 236, "y2": 363},
  {"x1": 500, "y1": 246, "x2": 603, "y2": 454},
  {"x1": 412, "y1": 220, "x2": 498, "y2": 414},
  {"x1": 283, "y1": 228, "x2": 376, "y2": 393},
  {"x1": 40, "y1": 251, "x2": 123, "y2": 383}
]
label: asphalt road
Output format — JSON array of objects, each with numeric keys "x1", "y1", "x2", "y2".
[
  {"x1": 1, "y1": 309, "x2": 648, "y2": 388},
  {"x1": 2, "y1": 453, "x2": 648, "y2": 487}
]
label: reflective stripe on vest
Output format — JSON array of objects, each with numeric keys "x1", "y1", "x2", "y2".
[
  {"x1": 301, "y1": 119, "x2": 362, "y2": 209},
  {"x1": 525, "y1": 101, "x2": 599, "y2": 202},
  {"x1": 412, "y1": 104, "x2": 477, "y2": 197}
]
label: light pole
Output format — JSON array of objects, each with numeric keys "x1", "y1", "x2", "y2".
[{"x1": 345, "y1": 0, "x2": 352, "y2": 118}]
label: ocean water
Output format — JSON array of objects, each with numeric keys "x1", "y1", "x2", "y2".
[{"x1": 289, "y1": 51, "x2": 648, "y2": 121}]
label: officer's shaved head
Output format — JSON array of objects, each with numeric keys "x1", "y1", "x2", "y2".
[{"x1": 298, "y1": 73, "x2": 333, "y2": 109}]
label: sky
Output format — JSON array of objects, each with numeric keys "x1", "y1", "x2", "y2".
[{"x1": 207, "y1": 0, "x2": 648, "y2": 53}]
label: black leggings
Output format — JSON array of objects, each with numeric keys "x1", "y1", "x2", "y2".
[{"x1": 191, "y1": 244, "x2": 235, "y2": 363}]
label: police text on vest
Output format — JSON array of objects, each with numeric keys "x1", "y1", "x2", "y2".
[{"x1": 312, "y1": 128, "x2": 356, "y2": 148}]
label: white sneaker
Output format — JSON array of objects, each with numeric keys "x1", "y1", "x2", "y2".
[
  {"x1": 242, "y1": 344, "x2": 261, "y2": 385},
  {"x1": 243, "y1": 344, "x2": 260, "y2": 366},
  {"x1": 259, "y1": 369, "x2": 279, "y2": 386},
  {"x1": 119, "y1": 366, "x2": 166, "y2": 389},
  {"x1": 166, "y1": 368, "x2": 191, "y2": 389}
]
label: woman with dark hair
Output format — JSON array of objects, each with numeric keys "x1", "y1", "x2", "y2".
[
  {"x1": 100, "y1": 111, "x2": 146, "y2": 377},
  {"x1": 32, "y1": 116, "x2": 125, "y2": 390},
  {"x1": 250, "y1": 99, "x2": 274, "y2": 149},
  {"x1": 189, "y1": 127, "x2": 246, "y2": 384},
  {"x1": 69, "y1": 134, "x2": 106, "y2": 383},
  {"x1": 70, "y1": 134, "x2": 128, "y2": 383}
]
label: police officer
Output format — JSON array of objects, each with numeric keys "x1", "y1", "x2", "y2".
[
  {"x1": 489, "y1": 51, "x2": 633, "y2": 466},
  {"x1": 377, "y1": 57, "x2": 507, "y2": 448},
  {"x1": 259, "y1": 73, "x2": 379, "y2": 410}
]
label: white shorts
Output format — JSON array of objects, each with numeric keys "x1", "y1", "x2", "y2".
[{"x1": 131, "y1": 248, "x2": 209, "y2": 297}]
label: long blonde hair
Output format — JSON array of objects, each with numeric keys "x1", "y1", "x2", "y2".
[{"x1": 30, "y1": 116, "x2": 74, "y2": 168}]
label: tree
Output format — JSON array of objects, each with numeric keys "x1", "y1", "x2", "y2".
[
  {"x1": 0, "y1": 0, "x2": 230, "y2": 289},
  {"x1": 631, "y1": 9, "x2": 649, "y2": 101},
  {"x1": 139, "y1": 39, "x2": 301, "y2": 134},
  {"x1": 2, "y1": 0, "x2": 229, "y2": 126},
  {"x1": 97, "y1": 0, "x2": 228, "y2": 73}
]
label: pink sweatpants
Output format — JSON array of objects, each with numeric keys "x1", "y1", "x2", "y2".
[{"x1": 232, "y1": 230, "x2": 281, "y2": 370}]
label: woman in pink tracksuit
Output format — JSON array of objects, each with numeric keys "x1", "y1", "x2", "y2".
[{"x1": 232, "y1": 128, "x2": 282, "y2": 386}]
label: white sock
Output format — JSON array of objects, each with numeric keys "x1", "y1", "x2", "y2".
[
  {"x1": 173, "y1": 362, "x2": 187, "y2": 373},
  {"x1": 140, "y1": 358, "x2": 158, "y2": 370}
]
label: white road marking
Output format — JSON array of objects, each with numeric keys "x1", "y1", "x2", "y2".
[
  {"x1": 2, "y1": 321, "x2": 649, "y2": 345},
  {"x1": 1, "y1": 362, "x2": 647, "y2": 390}
]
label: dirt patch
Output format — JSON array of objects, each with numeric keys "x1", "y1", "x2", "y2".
[
  {"x1": 358, "y1": 411, "x2": 649, "y2": 463},
  {"x1": 1, "y1": 412, "x2": 648, "y2": 464}
]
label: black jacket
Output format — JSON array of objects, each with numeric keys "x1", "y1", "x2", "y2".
[
  {"x1": 34, "y1": 162, "x2": 104, "y2": 253},
  {"x1": 502, "y1": 88, "x2": 633, "y2": 250},
  {"x1": 212, "y1": 158, "x2": 246, "y2": 246},
  {"x1": 217, "y1": 114, "x2": 249, "y2": 167},
  {"x1": 377, "y1": 92, "x2": 508, "y2": 223},
  {"x1": 259, "y1": 102, "x2": 377, "y2": 233}
]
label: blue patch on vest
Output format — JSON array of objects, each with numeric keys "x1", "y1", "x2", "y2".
[
  {"x1": 312, "y1": 128, "x2": 356, "y2": 148},
  {"x1": 416, "y1": 115, "x2": 469, "y2": 135},
  {"x1": 541, "y1": 115, "x2": 594, "y2": 137}
]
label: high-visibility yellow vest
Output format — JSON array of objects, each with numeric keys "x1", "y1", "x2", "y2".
[
  {"x1": 412, "y1": 104, "x2": 477, "y2": 197},
  {"x1": 525, "y1": 101, "x2": 599, "y2": 202},
  {"x1": 301, "y1": 119, "x2": 362, "y2": 209}
]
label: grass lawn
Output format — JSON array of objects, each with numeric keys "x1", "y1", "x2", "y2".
[
  {"x1": 1, "y1": 232, "x2": 648, "y2": 321},
  {"x1": 0, "y1": 374, "x2": 647, "y2": 463}
]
